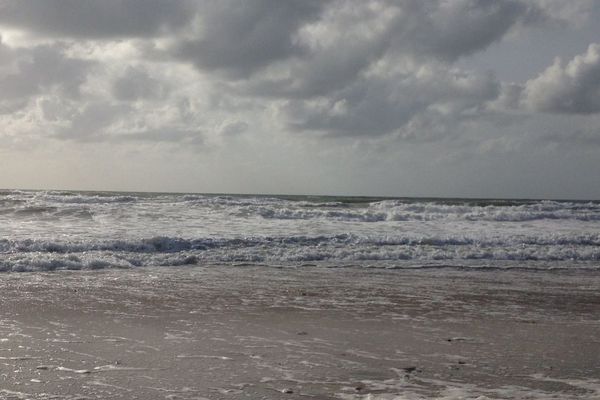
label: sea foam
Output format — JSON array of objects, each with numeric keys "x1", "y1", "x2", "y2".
[{"x1": 0, "y1": 190, "x2": 598, "y2": 271}]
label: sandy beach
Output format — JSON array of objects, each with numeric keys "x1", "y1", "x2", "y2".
[{"x1": 1, "y1": 266, "x2": 599, "y2": 399}]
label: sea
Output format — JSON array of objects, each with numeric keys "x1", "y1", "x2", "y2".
[
  {"x1": 1, "y1": 189, "x2": 598, "y2": 272},
  {"x1": 2, "y1": 189, "x2": 600, "y2": 399}
]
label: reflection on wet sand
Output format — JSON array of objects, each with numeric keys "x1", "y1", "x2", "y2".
[{"x1": 1, "y1": 266, "x2": 599, "y2": 399}]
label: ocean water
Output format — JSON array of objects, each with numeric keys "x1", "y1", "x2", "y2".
[
  {"x1": 2, "y1": 189, "x2": 600, "y2": 400},
  {"x1": 1, "y1": 189, "x2": 598, "y2": 272}
]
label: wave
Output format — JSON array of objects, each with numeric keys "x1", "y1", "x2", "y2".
[
  {"x1": 13, "y1": 206, "x2": 58, "y2": 215},
  {"x1": 38, "y1": 193, "x2": 138, "y2": 204},
  {"x1": 234, "y1": 200, "x2": 600, "y2": 222},
  {"x1": 2, "y1": 233, "x2": 600, "y2": 253},
  {"x1": 3, "y1": 191, "x2": 599, "y2": 222},
  {"x1": 2, "y1": 205, "x2": 94, "y2": 219},
  {"x1": 1, "y1": 251, "x2": 598, "y2": 272},
  {"x1": 0, "y1": 233, "x2": 599, "y2": 272},
  {"x1": 1, "y1": 191, "x2": 598, "y2": 272}
]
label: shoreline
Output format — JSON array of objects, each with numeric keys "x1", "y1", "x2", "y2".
[{"x1": 1, "y1": 266, "x2": 599, "y2": 399}]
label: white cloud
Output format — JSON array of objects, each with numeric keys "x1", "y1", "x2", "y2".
[{"x1": 524, "y1": 43, "x2": 600, "y2": 114}]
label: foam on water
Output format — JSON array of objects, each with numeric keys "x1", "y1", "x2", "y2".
[
  {"x1": 1, "y1": 190, "x2": 599, "y2": 271},
  {"x1": 335, "y1": 375, "x2": 600, "y2": 400}
]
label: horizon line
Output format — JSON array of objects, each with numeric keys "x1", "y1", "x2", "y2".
[{"x1": 1, "y1": 187, "x2": 598, "y2": 203}]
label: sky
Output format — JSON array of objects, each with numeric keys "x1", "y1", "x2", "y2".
[{"x1": 0, "y1": 0, "x2": 599, "y2": 199}]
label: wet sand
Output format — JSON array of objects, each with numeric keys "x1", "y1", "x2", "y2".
[{"x1": 1, "y1": 266, "x2": 599, "y2": 399}]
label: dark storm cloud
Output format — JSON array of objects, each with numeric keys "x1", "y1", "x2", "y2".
[
  {"x1": 0, "y1": 0, "x2": 195, "y2": 38},
  {"x1": 173, "y1": 0, "x2": 328, "y2": 78}
]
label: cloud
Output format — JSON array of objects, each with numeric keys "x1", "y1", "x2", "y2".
[
  {"x1": 0, "y1": 40, "x2": 93, "y2": 103},
  {"x1": 111, "y1": 66, "x2": 169, "y2": 101},
  {"x1": 219, "y1": 121, "x2": 249, "y2": 136},
  {"x1": 283, "y1": 64, "x2": 500, "y2": 138},
  {"x1": 0, "y1": 0, "x2": 597, "y2": 154},
  {"x1": 51, "y1": 99, "x2": 206, "y2": 147},
  {"x1": 529, "y1": 0, "x2": 596, "y2": 25},
  {"x1": 197, "y1": 0, "x2": 527, "y2": 140},
  {"x1": 172, "y1": 0, "x2": 531, "y2": 82},
  {"x1": 0, "y1": 0, "x2": 551, "y2": 146},
  {"x1": 523, "y1": 43, "x2": 600, "y2": 114},
  {"x1": 390, "y1": 0, "x2": 528, "y2": 61},
  {"x1": 0, "y1": 0, "x2": 195, "y2": 38},
  {"x1": 543, "y1": 127, "x2": 600, "y2": 146},
  {"x1": 173, "y1": 0, "x2": 328, "y2": 78},
  {"x1": 239, "y1": 1, "x2": 394, "y2": 98},
  {"x1": 54, "y1": 102, "x2": 130, "y2": 141},
  {"x1": 114, "y1": 128, "x2": 204, "y2": 146}
]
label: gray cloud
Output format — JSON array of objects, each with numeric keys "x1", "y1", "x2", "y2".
[
  {"x1": 53, "y1": 101, "x2": 204, "y2": 146},
  {"x1": 523, "y1": 43, "x2": 600, "y2": 114},
  {"x1": 175, "y1": 0, "x2": 532, "y2": 82},
  {"x1": 219, "y1": 121, "x2": 249, "y2": 137},
  {"x1": 527, "y1": 0, "x2": 597, "y2": 26},
  {"x1": 207, "y1": 0, "x2": 530, "y2": 95},
  {"x1": 54, "y1": 102, "x2": 130, "y2": 141},
  {"x1": 198, "y1": 0, "x2": 527, "y2": 141},
  {"x1": 0, "y1": 0, "x2": 195, "y2": 38},
  {"x1": 389, "y1": 0, "x2": 528, "y2": 61},
  {"x1": 543, "y1": 127, "x2": 600, "y2": 146},
  {"x1": 112, "y1": 66, "x2": 169, "y2": 101},
  {"x1": 0, "y1": 0, "x2": 593, "y2": 146},
  {"x1": 238, "y1": 1, "x2": 392, "y2": 98},
  {"x1": 173, "y1": 0, "x2": 327, "y2": 78},
  {"x1": 244, "y1": 37, "x2": 388, "y2": 99},
  {"x1": 283, "y1": 66, "x2": 500, "y2": 138},
  {"x1": 116, "y1": 129, "x2": 204, "y2": 146},
  {"x1": 0, "y1": 41, "x2": 92, "y2": 103}
]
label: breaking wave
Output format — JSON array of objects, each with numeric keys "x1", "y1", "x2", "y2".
[
  {"x1": 0, "y1": 233, "x2": 599, "y2": 272},
  {"x1": 1, "y1": 190, "x2": 598, "y2": 272}
]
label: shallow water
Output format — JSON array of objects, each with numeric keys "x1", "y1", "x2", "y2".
[
  {"x1": 2, "y1": 190, "x2": 599, "y2": 398},
  {"x1": 1, "y1": 267, "x2": 599, "y2": 399}
]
